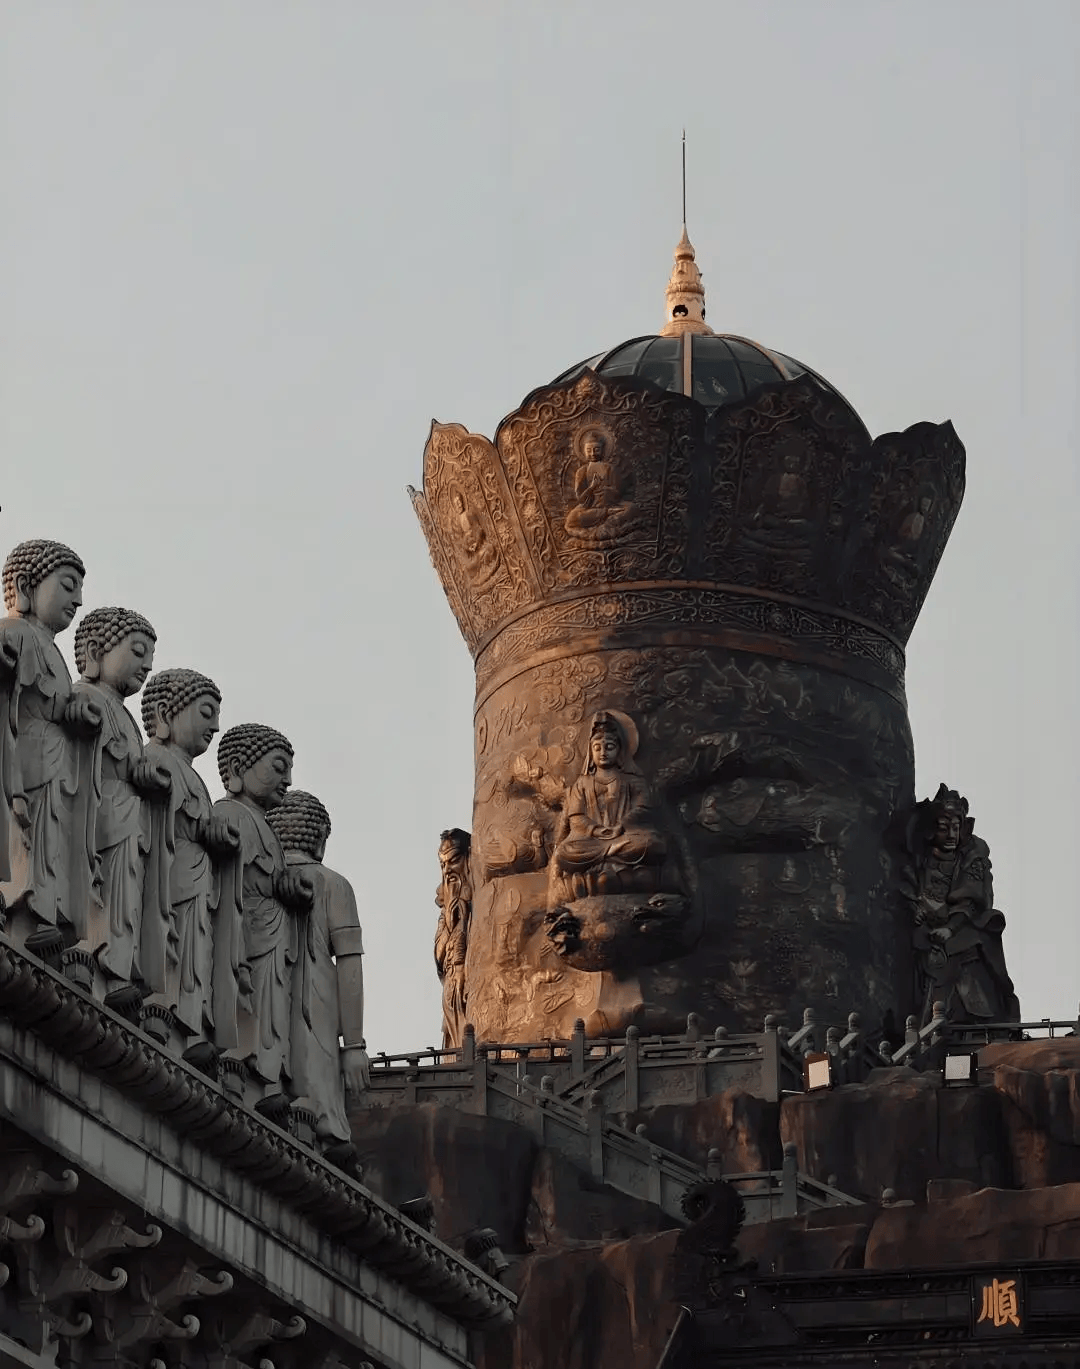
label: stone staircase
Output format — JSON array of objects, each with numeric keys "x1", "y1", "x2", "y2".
[{"x1": 477, "y1": 1063, "x2": 861, "y2": 1225}]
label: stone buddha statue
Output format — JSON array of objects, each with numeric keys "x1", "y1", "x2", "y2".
[
  {"x1": 266, "y1": 789, "x2": 366, "y2": 1155},
  {"x1": 0, "y1": 539, "x2": 97, "y2": 948},
  {"x1": 433, "y1": 827, "x2": 471, "y2": 1049},
  {"x1": 213, "y1": 724, "x2": 313, "y2": 1102},
  {"x1": 550, "y1": 711, "x2": 667, "y2": 900},
  {"x1": 546, "y1": 711, "x2": 693, "y2": 984},
  {"x1": 901, "y1": 784, "x2": 1020, "y2": 1027},
  {"x1": 69, "y1": 606, "x2": 165, "y2": 1005},
  {"x1": 141, "y1": 669, "x2": 239, "y2": 1057}
]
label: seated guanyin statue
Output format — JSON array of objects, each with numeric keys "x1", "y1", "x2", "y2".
[
  {"x1": 549, "y1": 710, "x2": 668, "y2": 902},
  {"x1": 141, "y1": 668, "x2": 240, "y2": 1057},
  {"x1": 267, "y1": 789, "x2": 366, "y2": 1154},
  {"x1": 70, "y1": 606, "x2": 166, "y2": 1004},
  {"x1": 213, "y1": 723, "x2": 313, "y2": 1103},
  {"x1": 0, "y1": 538, "x2": 98, "y2": 948}
]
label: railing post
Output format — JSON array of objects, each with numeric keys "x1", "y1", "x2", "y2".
[
  {"x1": 584, "y1": 1089, "x2": 604, "y2": 1181},
  {"x1": 761, "y1": 1014, "x2": 780, "y2": 1103},
  {"x1": 647, "y1": 1147, "x2": 663, "y2": 1207},
  {"x1": 571, "y1": 1018, "x2": 586, "y2": 1079},
  {"x1": 624, "y1": 1025, "x2": 640, "y2": 1114},
  {"x1": 781, "y1": 1141, "x2": 798, "y2": 1219},
  {"x1": 462, "y1": 1023, "x2": 475, "y2": 1065},
  {"x1": 471, "y1": 1052, "x2": 488, "y2": 1115}
]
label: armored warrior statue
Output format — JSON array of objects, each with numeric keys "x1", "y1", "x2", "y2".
[
  {"x1": 141, "y1": 669, "x2": 240, "y2": 1054},
  {"x1": 901, "y1": 784, "x2": 1020, "y2": 1027},
  {"x1": 213, "y1": 724, "x2": 312, "y2": 1101},
  {"x1": 0, "y1": 539, "x2": 96, "y2": 948},
  {"x1": 70, "y1": 606, "x2": 165, "y2": 1001},
  {"x1": 433, "y1": 828, "x2": 471, "y2": 1049},
  {"x1": 266, "y1": 789, "x2": 366, "y2": 1148}
]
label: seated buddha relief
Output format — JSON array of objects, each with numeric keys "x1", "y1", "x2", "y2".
[
  {"x1": 563, "y1": 428, "x2": 642, "y2": 547},
  {"x1": 545, "y1": 710, "x2": 698, "y2": 973}
]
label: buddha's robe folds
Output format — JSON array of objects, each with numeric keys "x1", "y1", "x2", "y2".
[
  {"x1": 142, "y1": 744, "x2": 218, "y2": 1038},
  {"x1": 213, "y1": 799, "x2": 296, "y2": 1084},
  {"x1": 285, "y1": 851, "x2": 364, "y2": 1142},
  {"x1": 70, "y1": 682, "x2": 149, "y2": 980},
  {"x1": 552, "y1": 769, "x2": 667, "y2": 899},
  {"x1": 0, "y1": 617, "x2": 86, "y2": 932}
]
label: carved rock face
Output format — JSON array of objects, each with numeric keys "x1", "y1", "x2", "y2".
[{"x1": 411, "y1": 370, "x2": 964, "y2": 1041}]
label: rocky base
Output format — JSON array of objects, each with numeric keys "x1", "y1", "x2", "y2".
[{"x1": 349, "y1": 1040, "x2": 1080, "y2": 1368}]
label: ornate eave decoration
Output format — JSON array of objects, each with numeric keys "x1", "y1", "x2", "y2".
[{"x1": 0, "y1": 933, "x2": 514, "y2": 1331}]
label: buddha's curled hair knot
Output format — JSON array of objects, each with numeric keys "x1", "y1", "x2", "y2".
[
  {"x1": 217, "y1": 723, "x2": 294, "y2": 788},
  {"x1": 141, "y1": 668, "x2": 222, "y2": 734},
  {"x1": 266, "y1": 790, "x2": 331, "y2": 856},
  {"x1": 74, "y1": 607, "x2": 157, "y2": 674},
  {"x1": 2, "y1": 539, "x2": 86, "y2": 611}
]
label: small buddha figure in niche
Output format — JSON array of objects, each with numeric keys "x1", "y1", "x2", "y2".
[
  {"x1": 266, "y1": 790, "x2": 366, "y2": 1151},
  {"x1": 213, "y1": 724, "x2": 313, "y2": 1100},
  {"x1": 0, "y1": 539, "x2": 100, "y2": 947},
  {"x1": 70, "y1": 607, "x2": 167, "y2": 1002},
  {"x1": 450, "y1": 489, "x2": 499, "y2": 586},
  {"x1": 746, "y1": 445, "x2": 813, "y2": 551},
  {"x1": 433, "y1": 827, "x2": 471, "y2": 1050},
  {"x1": 141, "y1": 669, "x2": 240, "y2": 1055},
  {"x1": 549, "y1": 711, "x2": 668, "y2": 902},
  {"x1": 901, "y1": 784, "x2": 1020, "y2": 1027},
  {"x1": 884, "y1": 488, "x2": 935, "y2": 591},
  {"x1": 565, "y1": 428, "x2": 634, "y2": 540}
]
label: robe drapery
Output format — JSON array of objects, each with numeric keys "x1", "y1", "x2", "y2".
[
  {"x1": 551, "y1": 769, "x2": 667, "y2": 900},
  {"x1": 142, "y1": 743, "x2": 217, "y2": 1037},
  {"x1": 0, "y1": 617, "x2": 88, "y2": 932},
  {"x1": 212, "y1": 799, "x2": 297, "y2": 1083},
  {"x1": 70, "y1": 682, "x2": 149, "y2": 981},
  {"x1": 285, "y1": 852, "x2": 363, "y2": 1142}
]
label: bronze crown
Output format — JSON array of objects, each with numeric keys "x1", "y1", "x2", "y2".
[{"x1": 410, "y1": 368, "x2": 964, "y2": 707}]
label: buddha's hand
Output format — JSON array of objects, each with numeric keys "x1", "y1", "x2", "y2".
[
  {"x1": 201, "y1": 813, "x2": 240, "y2": 855},
  {"x1": 341, "y1": 1045, "x2": 370, "y2": 1096},
  {"x1": 63, "y1": 693, "x2": 102, "y2": 734},
  {"x1": 594, "y1": 825, "x2": 622, "y2": 841},
  {"x1": 276, "y1": 868, "x2": 314, "y2": 911},
  {"x1": 930, "y1": 926, "x2": 954, "y2": 943},
  {"x1": 133, "y1": 757, "x2": 171, "y2": 795}
]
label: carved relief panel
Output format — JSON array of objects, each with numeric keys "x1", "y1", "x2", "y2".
[{"x1": 495, "y1": 372, "x2": 699, "y2": 590}]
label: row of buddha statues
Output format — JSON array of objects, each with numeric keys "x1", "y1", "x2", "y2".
[{"x1": 0, "y1": 539, "x2": 365, "y2": 1161}]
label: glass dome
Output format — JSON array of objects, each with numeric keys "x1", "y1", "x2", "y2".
[{"x1": 552, "y1": 332, "x2": 858, "y2": 419}]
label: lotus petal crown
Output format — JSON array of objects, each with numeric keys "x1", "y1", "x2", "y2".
[{"x1": 410, "y1": 365, "x2": 964, "y2": 709}]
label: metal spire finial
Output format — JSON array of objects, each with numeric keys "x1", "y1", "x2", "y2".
[
  {"x1": 682, "y1": 129, "x2": 687, "y2": 229},
  {"x1": 660, "y1": 133, "x2": 712, "y2": 337}
]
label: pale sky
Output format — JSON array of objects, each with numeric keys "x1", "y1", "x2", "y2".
[{"x1": 2, "y1": 2, "x2": 1077, "y2": 1051}]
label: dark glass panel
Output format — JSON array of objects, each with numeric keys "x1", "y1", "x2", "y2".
[
  {"x1": 603, "y1": 338, "x2": 653, "y2": 368},
  {"x1": 771, "y1": 351, "x2": 808, "y2": 378},
  {"x1": 693, "y1": 336, "x2": 735, "y2": 362},
  {"x1": 740, "y1": 362, "x2": 789, "y2": 391},
  {"x1": 637, "y1": 359, "x2": 681, "y2": 391},
  {"x1": 692, "y1": 359, "x2": 746, "y2": 406}
]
